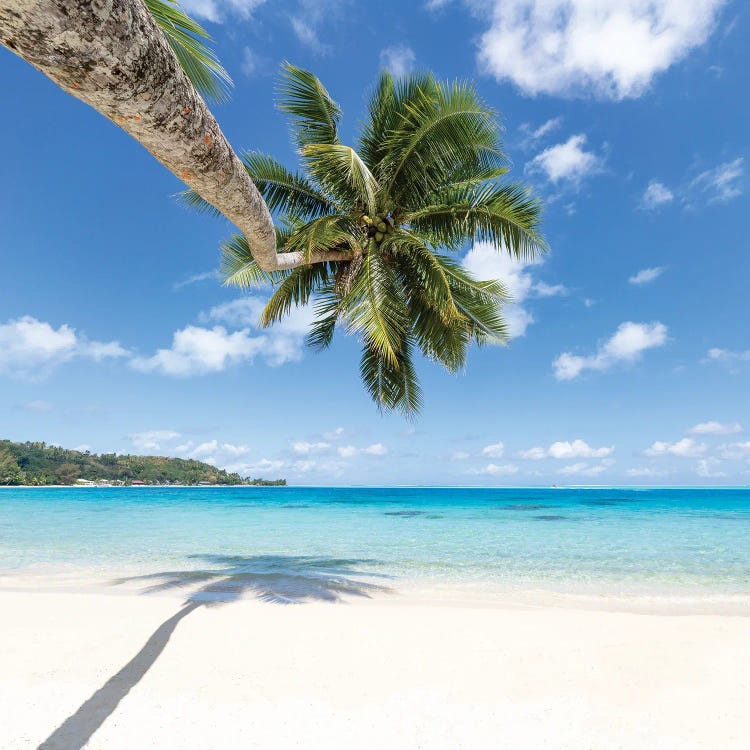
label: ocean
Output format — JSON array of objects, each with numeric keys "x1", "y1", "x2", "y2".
[{"x1": 1, "y1": 486, "x2": 749, "y2": 602}]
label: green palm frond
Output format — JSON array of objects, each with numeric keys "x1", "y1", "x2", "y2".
[
  {"x1": 145, "y1": 0, "x2": 232, "y2": 103},
  {"x1": 220, "y1": 233, "x2": 284, "y2": 288},
  {"x1": 301, "y1": 144, "x2": 379, "y2": 214},
  {"x1": 340, "y1": 250, "x2": 408, "y2": 368},
  {"x1": 278, "y1": 62, "x2": 341, "y2": 149},
  {"x1": 177, "y1": 189, "x2": 224, "y2": 218},
  {"x1": 360, "y1": 336, "x2": 422, "y2": 416},
  {"x1": 241, "y1": 151, "x2": 338, "y2": 219},
  {"x1": 260, "y1": 264, "x2": 332, "y2": 326},
  {"x1": 406, "y1": 183, "x2": 546, "y2": 259},
  {"x1": 284, "y1": 214, "x2": 361, "y2": 260}
]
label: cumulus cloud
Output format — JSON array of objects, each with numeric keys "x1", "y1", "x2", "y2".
[
  {"x1": 704, "y1": 347, "x2": 750, "y2": 365},
  {"x1": 629, "y1": 267, "x2": 666, "y2": 285},
  {"x1": 481, "y1": 442, "x2": 505, "y2": 458},
  {"x1": 643, "y1": 438, "x2": 707, "y2": 458},
  {"x1": 475, "y1": 0, "x2": 725, "y2": 99},
  {"x1": 133, "y1": 297, "x2": 314, "y2": 376},
  {"x1": 626, "y1": 467, "x2": 672, "y2": 478},
  {"x1": 518, "y1": 439, "x2": 613, "y2": 459},
  {"x1": 337, "y1": 443, "x2": 388, "y2": 458},
  {"x1": 553, "y1": 321, "x2": 668, "y2": 380},
  {"x1": 695, "y1": 458, "x2": 727, "y2": 478},
  {"x1": 130, "y1": 430, "x2": 182, "y2": 452},
  {"x1": 716, "y1": 441, "x2": 750, "y2": 460},
  {"x1": 293, "y1": 441, "x2": 331, "y2": 455},
  {"x1": 130, "y1": 326, "x2": 268, "y2": 376},
  {"x1": 558, "y1": 461, "x2": 612, "y2": 476},
  {"x1": 687, "y1": 158, "x2": 744, "y2": 205},
  {"x1": 689, "y1": 421, "x2": 742, "y2": 436},
  {"x1": 380, "y1": 45, "x2": 416, "y2": 77},
  {"x1": 462, "y1": 242, "x2": 566, "y2": 338},
  {"x1": 639, "y1": 181, "x2": 674, "y2": 210},
  {"x1": 526, "y1": 135, "x2": 603, "y2": 186},
  {"x1": 471, "y1": 463, "x2": 519, "y2": 476},
  {"x1": 178, "y1": 0, "x2": 266, "y2": 23},
  {"x1": 0, "y1": 316, "x2": 127, "y2": 379}
]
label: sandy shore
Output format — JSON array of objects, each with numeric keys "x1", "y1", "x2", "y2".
[{"x1": 1, "y1": 588, "x2": 749, "y2": 749}]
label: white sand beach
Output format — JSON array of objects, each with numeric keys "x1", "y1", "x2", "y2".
[{"x1": 2, "y1": 587, "x2": 749, "y2": 749}]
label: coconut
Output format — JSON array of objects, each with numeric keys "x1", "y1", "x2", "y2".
[{"x1": 375, "y1": 232, "x2": 384, "y2": 242}]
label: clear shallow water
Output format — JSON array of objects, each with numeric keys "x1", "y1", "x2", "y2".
[{"x1": 1, "y1": 486, "x2": 749, "y2": 598}]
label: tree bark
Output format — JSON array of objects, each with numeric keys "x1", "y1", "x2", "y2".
[{"x1": 0, "y1": 0, "x2": 352, "y2": 271}]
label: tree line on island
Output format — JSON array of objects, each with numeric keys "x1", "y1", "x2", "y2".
[{"x1": 0, "y1": 441, "x2": 285, "y2": 487}]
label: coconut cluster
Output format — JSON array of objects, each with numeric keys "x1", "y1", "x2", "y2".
[{"x1": 362, "y1": 213, "x2": 396, "y2": 249}]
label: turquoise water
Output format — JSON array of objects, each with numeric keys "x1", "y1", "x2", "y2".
[{"x1": 1, "y1": 486, "x2": 749, "y2": 597}]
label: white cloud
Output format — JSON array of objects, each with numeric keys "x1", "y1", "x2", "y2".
[
  {"x1": 644, "y1": 438, "x2": 707, "y2": 458},
  {"x1": 380, "y1": 45, "x2": 416, "y2": 77},
  {"x1": 689, "y1": 421, "x2": 742, "y2": 436},
  {"x1": 527, "y1": 135, "x2": 603, "y2": 185},
  {"x1": 481, "y1": 442, "x2": 505, "y2": 458},
  {"x1": 130, "y1": 326, "x2": 268, "y2": 376},
  {"x1": 131, "y1": 430, "x2": 181, "y2": 452},
  {"x1": 626, "y1": 467, "x2": 672, "y2": 478},
  {"x1": 695, "y1": 458, "x2": 727, "y2": 478},
  {"x1": 629, "y1": 267, "x2": 666, "y2": 285},
  {"x1": 241, "y1": 47, "x2": 259, "y2": 77},
  {"x1": 451, "y1": 451, "x2": 471, "y2": 461},
  {"x1": 290, "y1": 0, "x2": 345, "y2": 54},
  {"x1": 0, "y1": 316, "x2": 127, "y2": 379},
  {"x1": 323, "y1": 427, "x2": 346, "y2": 441},
  {"x1": 687, "y1": 158, "x2": 744, "y2": 204},
  {"x1": 558, "y1": 461, "x2": 611, "y2": 477},
  {"x1": 516, "y1": 446, "x2": 547, "y2": 460},
  {"x1": 475, "y1": 0, "x2": 725, "y2": 99},
  {"x1": 639, "y1": 181, "x2": 674, "y2": 210},
  {"x1": 337, "y1": 443, "x2": 388, "y2": 458},
  {"x1": 173, "y1": 270, "x2": 217, "y2": 291},
  {"x1": 518, "y1": 439, "x2": 613, "y2": 459},
  {"x1": 520, "y1": 117, "x2": 563, "y2": 145},
  {"x1": 462, "y1": 242, "x2": 564, "y2": 338},
  {"x1": 705, "y1": 347, "x2": 750, "y2": 365},
  {"x1": 178, "y1": 0, "x2": 266, "y2": 23},
  {"x1": 472, "y1": 463, "x2": 519, "y2": 476},
  {"x1": 553, "y1": 321, "x2": 668, "y2": 380},
  {"x1": 133, "y1": 297, "x2": 314, "y2": 377},
  {"x1": 293, "y1": 441, "x2": 331, "y2": 455},
  {"x1": 716, "y1": 441, "x2": 750, "y2": 460},
  {"x1": 73, "y1": 444, "x2": 92, "y2": 453}
]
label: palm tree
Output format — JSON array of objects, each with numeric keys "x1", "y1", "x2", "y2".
[{"x1": 186, "y1": 65, "x2": 546, "y2": 414}]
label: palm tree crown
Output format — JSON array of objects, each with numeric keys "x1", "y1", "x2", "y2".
[{"x1": 186, "y1": 63, "x2": 546, "y2": 415}]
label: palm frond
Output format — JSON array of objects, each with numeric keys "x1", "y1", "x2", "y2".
[
  {"x1": 301, "y1": 144, "x2": 379, "y2": 213},
  {"x1": 406, "y1": 183, "x2": 546, "y2": 260},
  {"x1": 284, "y1": 214, "x2": 361, "y2": 261},
  {"x1": 220, "y1": 233, "x2": 285, "y2": 288},
  {"x1": 278, "y1": 62, "x2": 341, "y2": 150},
  {"x1": 177, "y1": 189, "x2": 224, "y2": 218},
  {"x1": 340, "y1": 250, "x2": 408, "y2": 368},
  {"x1": 240, "y1": 151, "x2": 337, "y2": 219},
  {"x1": 260, "y1": 264, "x2": 332, "y2": 326},
  {"x1": 360, "y1": 336, "x2": 422, "y2": 416},
  {"x1": 145, "y1": 0, "x2": 232, "y2": 103}
]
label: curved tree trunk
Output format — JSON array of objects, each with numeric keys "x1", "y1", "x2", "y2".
[{"x1": 0, "y1": 0, "x2": 352, "y2": 271}]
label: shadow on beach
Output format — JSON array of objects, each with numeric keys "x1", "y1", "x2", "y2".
[{"x1": 37, "y1": 554, "x2": 391, "y2": 750}]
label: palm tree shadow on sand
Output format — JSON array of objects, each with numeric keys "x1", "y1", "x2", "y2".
[{"x1": 37, "y1": 554, "x2": 392, "y2": 750}]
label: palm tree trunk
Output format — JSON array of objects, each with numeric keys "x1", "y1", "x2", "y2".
[{"x1": 0, "y1": 0, "x2": 352, "y2": 271}]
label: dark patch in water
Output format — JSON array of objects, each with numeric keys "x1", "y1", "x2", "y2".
[
  {"x1": 503, "y1": 504, "x2": 557, "y2": 511},
  {"x1": 280, "y1": 504, "x2": 310, "y2": 509},
  {"x1": 383, "y1": 510, "x2": 427, "y2": 517},
  {"x1": 581, "y1": 498, "x2": 637, "y2": 506},
  {"x1": 534, "y1": 514, "x2": 568, "y2": 521},
  {"x1": 425, "y1": 514, "x2": 444, "y2": 519}
]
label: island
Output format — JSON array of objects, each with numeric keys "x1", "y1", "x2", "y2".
[{"x1": 0, "y1": 440, "x2": 286, "y2": 487}]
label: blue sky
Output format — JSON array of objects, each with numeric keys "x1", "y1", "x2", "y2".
[{"x1": 1, "y1": 0, "x2": 748, "y2": 485}]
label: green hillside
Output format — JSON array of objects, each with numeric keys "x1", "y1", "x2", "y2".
[{"x1": 0, "y1": 440, "x2": 286, "y2": 487}]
